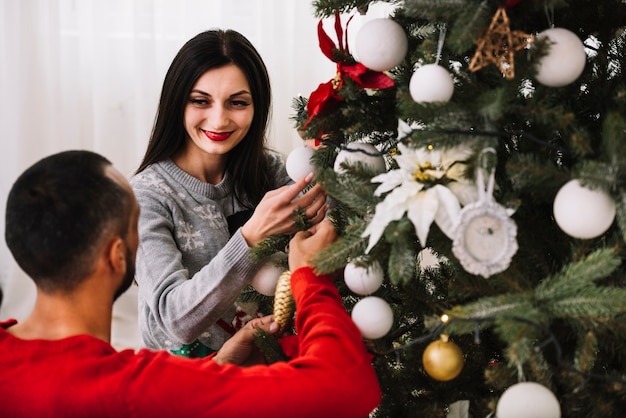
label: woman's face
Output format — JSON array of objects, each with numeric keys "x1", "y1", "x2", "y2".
[{"x1": 183, "y1": 64, "x2": 254, "y2": 158}]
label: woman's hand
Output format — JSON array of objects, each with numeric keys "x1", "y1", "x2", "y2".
[
  {"x1": 241, "y1": 173, "x2": 328, "y2": 247},
  {"x1": 212, "y1": 315, "x2": 278, "y2": 366}
]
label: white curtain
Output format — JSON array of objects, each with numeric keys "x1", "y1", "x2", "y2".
[
  {"x1": 0, "y1": 0, "x2": 337, "y2": 348},
  {"x1": 0, "y1": 0, "x2": 395, "y2": 349}
]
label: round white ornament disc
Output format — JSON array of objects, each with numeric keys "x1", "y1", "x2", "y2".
[
  {"x1": 496, "y1": 382, "x2": 561, "y2": 418},
  {"x1": 351, "y1": 296, "x2": 393, "y2": 339},
  {"x1": 409, "y1": 64, "x2": 454, "y2": 103},
  {"x1": 250, "y1": 252, "x2": 288, "y2": 296},
  {"x1": 535, "y1": 28, "x2": 586, "y2": 87},
  {"x1": 344, "y1": 260, "x2": 384, "y2": 295},
  {"x1": 286, "y1": 146, "x2": 315, "y2": 181},
  {"x1": 355, "y1": 18, "x2": 408, "y2": 72},
  {"x1": 553, "y1": 179, "x2": 616, "y2": 239}
]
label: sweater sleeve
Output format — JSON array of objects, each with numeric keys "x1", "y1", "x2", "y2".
[{"x1": 125, "y1": 267, "x2": 381, "y2": 418}]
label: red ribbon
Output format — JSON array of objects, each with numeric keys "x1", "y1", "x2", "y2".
[
  {"x1": 503, "y1": 0, "x2": 523, "y2": 7},
  {"x1": 304, "y1": 12, "x2": 395, "y2": 129}
]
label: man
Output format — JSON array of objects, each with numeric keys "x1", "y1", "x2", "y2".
[{"x1": 0, "y1": 150, "x2": 381, "y2": 417}]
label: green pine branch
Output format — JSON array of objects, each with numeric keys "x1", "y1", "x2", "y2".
[{"x1": 317, "y1": 166, "x2": 380, "y2": 213}]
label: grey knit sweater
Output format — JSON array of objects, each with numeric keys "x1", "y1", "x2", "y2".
[{"x1": 130, "y1": 154, "x2": 290, "y2": 352}]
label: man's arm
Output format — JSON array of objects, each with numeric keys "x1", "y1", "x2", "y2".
[{"x1": 125, "y1": 220, "x2": 381, "y2": 418}]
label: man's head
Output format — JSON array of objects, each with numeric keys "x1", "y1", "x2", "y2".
[{"x1": 5, "y1": 150, "x2": 138, "y2": 298}]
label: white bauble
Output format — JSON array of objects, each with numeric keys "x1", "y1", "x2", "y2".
[
  {"x1": 344, "y1": 260, "x2": 384, "y2": 295},
  {"x1": 334, "y1": 142, "x2": 386, "y2": 174},
  {"x1": 409, "y1": 64, "x2": 455, "y2": 103},
  {"x1": 355, "y1": 18, "x2": 408, "y2": 72},
  {"x1": 351, "y1": 296, "x2": 394, "y2": 339},
  {"x1": 286, "y1": 146, "x2": 315, "y2": 181},
  {"x1": 535, "y1": 28, "x2": 586, "y2": 87},
  {"x1": 250, "y1": 252, "x2": 288, "y2": 296},
  {"x1": 496, "y1": 382, "x2": 561, "y2": 418},
  {"x1": 553, "y1": 179, "x2": 616, "y2": 239}
]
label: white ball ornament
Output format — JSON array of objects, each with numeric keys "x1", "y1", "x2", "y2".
[
  {"x1": 344, "y1": 260, "x2": 384, "y2": 295},
  {"x1": 409, "y1": 64, "x2": 455, "y2": 103},
  {"x1": 355, "y1": 18, "x2": 408, "y2": 72},
  {"x1": 553, "y1": 179, "x2": 616, "y2": 239},
  {"x1": 334, "y1": 142, "x2": 386, "y2": 174},
  {"x1": 535, "y1": 28, "x2": 586, "y2": 87},
  {"x1": 286, "y1": 146, "x2": 315, "y2": 181},
  {"x1": 496, "y1": 382, "x2": 561, "y2": 418},
  {"x1": 250, "y1": 252, "x2": 288, "y2": 296},
  {"x1": 351, "y1": 296, "x2": 394, "y2": 339}
]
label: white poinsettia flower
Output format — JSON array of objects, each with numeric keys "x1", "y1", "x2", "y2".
[{"x1": 362, "y1": 142, "x2": 477, "y2": 253}]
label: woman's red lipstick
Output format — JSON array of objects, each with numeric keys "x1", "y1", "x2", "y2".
[{"x1": 203, "y1": 130, "x2": 232, "y2": 142}]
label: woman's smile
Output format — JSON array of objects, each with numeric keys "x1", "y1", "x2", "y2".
[{"x1": 202, "y1": 129, "x2": 233, "y2": 142}]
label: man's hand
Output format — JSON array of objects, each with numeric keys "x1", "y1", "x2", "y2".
[
  {"x1": 212, "y1": 315, "x2": 279, "y2": 366},
  {"x1": 288, "y1": 219, "x2": 337, "y2": 271}
]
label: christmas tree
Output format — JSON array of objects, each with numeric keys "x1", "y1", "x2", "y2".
[{"x1": 253, "y1": 0, "x2": 626, "y2": 416}]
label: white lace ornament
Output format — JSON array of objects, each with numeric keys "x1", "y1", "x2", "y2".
[{"x1": 452, "y1": 149, "x2": 518, "y2": 278}]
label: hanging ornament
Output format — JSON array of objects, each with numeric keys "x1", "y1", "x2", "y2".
[
  {"x1": 409, "y1": 64, "x2": 455, "y2": 103},
  {"x1": 250, "y1": 252, "x2": 288, "y2": 296},
  {"x1": 410, "y1": 26, "x2": 454, "y2": 103},
  {"x1": 334, "y1": 141, "x2": 386, "y2": 174},
  {"x1": 422, "y1": 334, "x2": 464, "y2": 381},
  {"x1": 496, "y1": 382, "x2": 561, "y2": 418},
  {"x1": 534, "y1": 28, "x2": 586, "y2": 87},
  {"x1": 553, "y1": 179, "x2": 616, "y2": 239},
  {"x1": 355, "y1": 18, "x2": 408, "y2": 72},
  {"x1": 351, "y1": 296, "x2": 394, "y2": 339},
  {"x1": 469, "y1": 6, "x2": 534, "y2": 79},
  {"x1": 344, "y1": 260, "x2": 384, "y2": 295},
  {"x1": 286, "y1": 145, "x2": 316, "y2": 181},
  {"x1": 452, "y1": 148, "x2": 518, "y2": 278},
  {"x1": 273, "y1": 270, "x2": 295, "y2": 333}
]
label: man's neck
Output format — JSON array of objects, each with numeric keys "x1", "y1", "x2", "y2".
[{"x1": 7, "y1": 286, "x2": 113, "y2": 343}]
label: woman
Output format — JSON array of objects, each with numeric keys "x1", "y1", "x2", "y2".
[{"x1": 131, "y1": 29, "x2": 327, "y2": 357}]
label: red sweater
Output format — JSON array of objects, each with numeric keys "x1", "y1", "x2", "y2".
[{"x1": 0, "y1": 267, "x2": 381, "y2": 417}]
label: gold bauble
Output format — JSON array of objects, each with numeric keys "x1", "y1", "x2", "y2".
[{"x1": 422, "y1": 335, "x2": 464, "y2": 381}]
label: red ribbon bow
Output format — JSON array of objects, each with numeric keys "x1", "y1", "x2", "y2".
[{"x1": 304, "y1": 12, "x2": 395, "y2": 129}]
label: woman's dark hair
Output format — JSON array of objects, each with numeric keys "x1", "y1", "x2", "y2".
[
  {"x1": 5, "y1": 150, "x2": 133, "y2": 292},
  {"x1": 136, "y1": 29, "x2": 274, "y2": 208}
]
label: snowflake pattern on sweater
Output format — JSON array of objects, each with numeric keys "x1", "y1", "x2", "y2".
[{"x1": 130, "y1": 155, "x2": 291, "y2": 352}]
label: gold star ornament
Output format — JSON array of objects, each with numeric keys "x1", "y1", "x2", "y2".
[{"x1": 469, "y1": 7, "x2": 534, "y2": 79}]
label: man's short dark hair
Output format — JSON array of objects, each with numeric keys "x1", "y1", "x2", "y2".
[{"x1": 5, "y1": 150, "x2": 133, "y2": 292}]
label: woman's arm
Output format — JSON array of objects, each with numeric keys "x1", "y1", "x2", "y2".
[{"x1": 131, "y1": 175, "x2": 256, "y2": 347}]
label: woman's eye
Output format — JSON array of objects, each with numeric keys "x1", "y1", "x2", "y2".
[
  {"x1": 190, "y1": 98, "x2": 209, "y2": 106},
  {"x1": 231, "y1": 100, "x2": 250, "y2": 108}
]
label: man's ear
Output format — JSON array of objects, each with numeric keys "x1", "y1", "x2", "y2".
[{"x1": 107, "y1": 237, "x2": 127, "y2": 275}]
